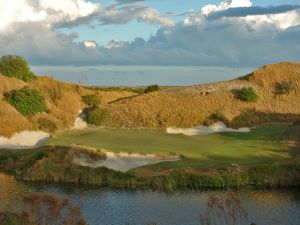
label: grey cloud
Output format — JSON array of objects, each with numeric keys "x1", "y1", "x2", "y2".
[{"x1": 208, "y1": 4, "x2": 300, "y2": 20}]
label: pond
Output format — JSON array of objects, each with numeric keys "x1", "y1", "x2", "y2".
[{"x1": 1, "y1": 173, "x2": 300, "y2": 225}]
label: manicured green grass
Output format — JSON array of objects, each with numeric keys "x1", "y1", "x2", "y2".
[{"x1": 48, "y1": 124, "x2": 292, "y2": 169}]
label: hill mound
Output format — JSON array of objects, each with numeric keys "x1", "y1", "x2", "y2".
[{"x1": 105, "y1": 62, "x2": 300, "y2": 128}]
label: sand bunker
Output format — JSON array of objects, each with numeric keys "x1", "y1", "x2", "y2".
[
  {"x1": 73, "y1": 110, "x2": 87, "y2": 129},
  {"x1": 0, "y1": 131, "x2": 50, "y2": 149},
  {"x1": 73, "y1": 152, "x2": 180, "y2": 172},
  {"x1": 167, "y1": 121, "x2": 250, "y2": 136}
]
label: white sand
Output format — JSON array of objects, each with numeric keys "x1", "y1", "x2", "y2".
[
  {"x1": 167, "y1": 121, "x2": 250, "y2": 136},
  {"x1": 73, "y1": 152, "x2": 180, "y2": 172},
  {"x1": 73, "y1": 110, "x2": 87, "y2": 129},
  {"x1": 0, "y1": 131, "x2": 50, "y2": 149}
]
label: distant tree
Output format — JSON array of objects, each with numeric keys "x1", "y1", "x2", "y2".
[
  {"x1": 82, "y1": 94, "x2": 102, "y2": 106},
  {"x1": 144, "y1": 85, "x2": 160, "y2": 93},
  {"x1": 238, "y1": 87, "x2": 258, "y2": 102},
  {"x1": 5, "y1": 88, "x2": 47, "y2": 116},
  {"x1": 0, "y1": 55, "x2": 36, "y2": 81}
]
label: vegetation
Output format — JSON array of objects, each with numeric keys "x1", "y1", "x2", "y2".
[
  {"x1": 275, "y1": 80, "x2": 294, "y2": 95},
  {"x1": 82, "y1": 94, "x2": 102, "y2": 106},
  {"x1": 0, "y1": 146, "x2": 299, "y2": 191},
  {"x1": 0, "y1": 192, "x2": 86, "y2": 225},
  {"x1": 200, "y1": 192, "x2": 248, "y2": 225},
  {"x1": 204, "y1": 110, "x2": 228, "y2": 126},
  {"x1": 48, "y1": 124, "x2": 292, "y2": 169},
  {"x1": 37, "y1": 118, "x2": 57, "y2": 133},
  {"x1": 0, "y1": 55, "x2": 36, "y2": 82},
  {"x1": 238, "y1": 87, "x2": 258, "y2": 102},
  {"x1": 68, "y1": 144, "x2": 107, "y2": 161},
  {"x1": 4, "y1": 88, "x2": 47, "y2": 116},
  {"x1": 86, "y1": 107, "x2": 109, "y2": 126},
  {"x1": 144, "y1": 85, "x2": 160, "y2": 93},
  {"x1": 87, "y1": 86, "x2": 146, "y2": 94}
]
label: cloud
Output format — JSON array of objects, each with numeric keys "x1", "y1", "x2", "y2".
[
  {"x1": 0, "y1": 0, "x2": 100, "y2": 30},
  {"x1": 99, "y1": 2, "x2": 175, "y2": 27},
  {"x1": 115, "y1": 0, "x2": 145, "y2": 4},
  {"x1": 0, "y1": 0, "x2": 300, "y2": 68}
]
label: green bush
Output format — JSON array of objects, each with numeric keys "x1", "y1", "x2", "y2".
[
  {"x1": 0, "y1": 55, "x2": 36, "y2": 81},
  {"x1": 82, "y1": 94, "x2": 102, "y2": 106},
  {"x1": 238, "y1": 87, "x2": 258, "y2": 102},
  {"x1": 144, "y1": 85, "x2": 160, "y2": 93},
  {"x1": 275, "y1": 81, "x2": 294, "y2": 95},
  {"x1": 37, "y1": 118, "x2": 57, "y2": 132},
  {"x1": 32, "y1": 151, "x2": 48, "y2": 161},
  {"x1": 86, "y1": 107, "x2": 109, "y2": 126},
  {"x1": 4, "y1": 88, "x2": 47, "y2": 116}
]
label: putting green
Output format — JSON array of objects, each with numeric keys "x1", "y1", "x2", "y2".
[{"x1": 47, "y1": 124, "x2": 293, "y2": 169}]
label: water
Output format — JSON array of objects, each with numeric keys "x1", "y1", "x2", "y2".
[{"x1": 1, "y1": 173, "x2": 300, "y2": 225}]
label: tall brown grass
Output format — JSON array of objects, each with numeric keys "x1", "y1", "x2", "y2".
[{"x1": 105, "y1": 62, "x2": 300, "y2": 128}]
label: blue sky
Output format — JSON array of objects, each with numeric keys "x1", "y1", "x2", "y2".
[
  {"x1": 1, "y1": 0, "x2": 300, "y2": 85},
  {"x1": 60, "y1": 0, "x2": 300, "y2": 45}
]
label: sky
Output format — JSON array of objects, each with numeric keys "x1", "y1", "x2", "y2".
[{"x1": 0, "y1": 0, "x2": 300, "y2": 85}]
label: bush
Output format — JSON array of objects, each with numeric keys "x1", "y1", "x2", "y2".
[
  {"x1": 37, "y1": 118, "x2": 57, "y2": 132},
  {"x1": 0, "y1": 55, "x2": 36, "y2": 81},
  {"x1": 204, "y1": 111, "x2": 228, "y2": 126},
  {"x1": 4, "y1": 88, "x2": 47, "y2": 116},
  {"x1": 32, "y1": 151, "x2": 48, "y2": 160},
  {"x1": 238, "y1": 87, "x2": 258, "y2": 102},
  {"x1": 275, "y1": 81, "x2": 294, "y2": 95},
  {"x1": 86, "y1": 107, "x2": 109, "y2": 126},
  {"x1": 82, "y1": 94, "x2": 102, "y2": 106},
  {"x1": 144, "y1": 84, "x2": 160, "y2": 93}
]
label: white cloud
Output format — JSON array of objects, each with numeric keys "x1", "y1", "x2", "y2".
[
  {"x1": 201, "y1": 0, "x2": 252, "y2": 16},
  {"x1": 0, "y1": 0, "x2": 100, "y2": 31},
  {"x1": 84, "y1": 40, "x2": 97, "y2": 48},
  {"x1": 105, "y1": 40, "x2": 126, "y2": 49}
]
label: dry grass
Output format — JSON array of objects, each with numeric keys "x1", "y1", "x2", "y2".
[
  {"x1": 67, "y1": 144, "x2": 107, "y2": 161},
  {"x1": 1, "y1": 62, "x2": 299, "y2": 137},
  {"x1": 0, "y1": 74, "x2": 26, "y2": 95},
  {"x1": 105, "y1": 62, "x2": 300, "y2": 128}
]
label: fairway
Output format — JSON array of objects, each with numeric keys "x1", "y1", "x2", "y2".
[{"x1": 47, "y1": 124, "x2": 293, "y2": 169}]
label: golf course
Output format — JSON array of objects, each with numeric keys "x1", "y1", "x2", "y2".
[{"x1": 47, "y1": 123, "x2": 293, "y2": 170}]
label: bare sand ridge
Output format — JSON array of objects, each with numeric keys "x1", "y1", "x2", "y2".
[
  {"x1": 167, "y1": 121, "x2": 250, "y2": 136},
  {"x1": 0, "y1": 131, "x2": 50, "y2": 149},
  {"x1": 73, "y1": 151, "x2": 181, "y2": 172}
]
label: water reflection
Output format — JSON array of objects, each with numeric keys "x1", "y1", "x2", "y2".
[{"x1": 1, "y1": 173, "x2": 300, "y2": 225}]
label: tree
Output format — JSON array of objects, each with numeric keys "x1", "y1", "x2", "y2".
[{"x1": 0, "y1": 55, "x2": 36, "y2": 81}]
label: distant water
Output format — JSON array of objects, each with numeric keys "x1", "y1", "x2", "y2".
[
  {"x1": 30, "y1": 66, "x2": 254, "y2": 86},
  {"x1": 1, "y1": 173, "x2": 300, "y2": 225}
]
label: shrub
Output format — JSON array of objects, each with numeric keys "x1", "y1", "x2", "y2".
[
  {"x1": 37, "y1": 118, "x2": 57, "y2": 132},
  {"x1": 144, "y1": 84, "x2": 160, "y2": 93},
  {"x1": 32, "y1": 151, "x2": 48, "y2": 160},
  {"x1": 4, "y1": 88, "x2": 47, "y2": 116},
  {"x1": 238, "y1": 87, "x2": 258, "y2": 102},
  {"x1": 86, "y1": 107, "x2": 109, "y2": 126},
  {"x1": 0, "y1": 55, "x2": 36, "y2": 81},
  {"x1": 82, "y1": 94, "x2": 102, "y2": 106},
  {"x1": 275, "y1": 81, "x2": 294, "y2": 95}
]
